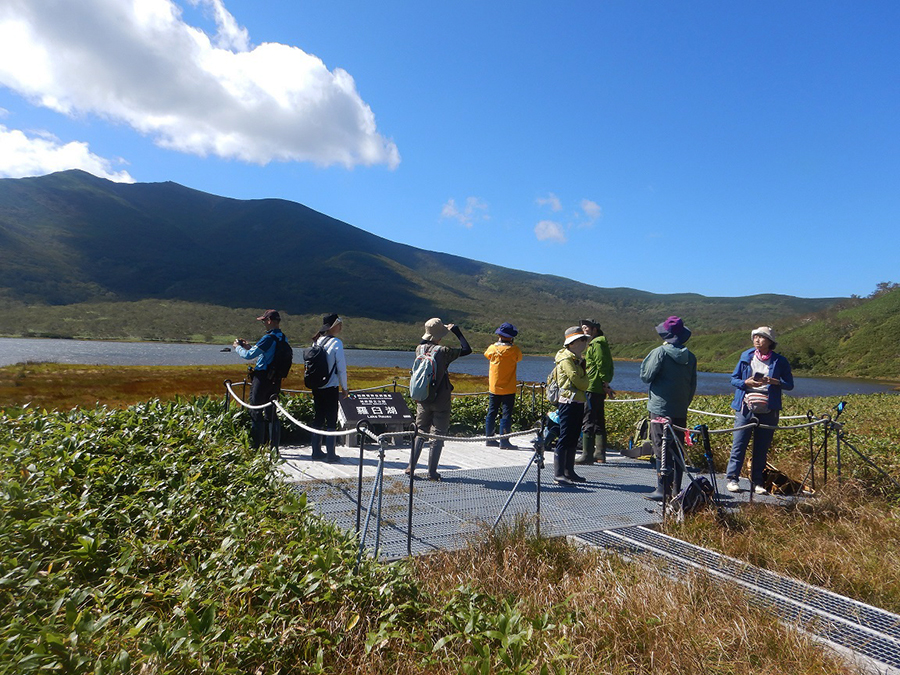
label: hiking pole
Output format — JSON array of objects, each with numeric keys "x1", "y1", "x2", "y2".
[
  {"x1": 492, "y1": 422, "x2": 543, "y2": 531},
  {"x1": 699, "y1": 424, "x2": 723, "y2": 511}
]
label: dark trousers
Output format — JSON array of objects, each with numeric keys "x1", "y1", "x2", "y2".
[
  {"x1": 556, "y1": 401, "x2": 584, "y2": 476},
  {"x1": 582, "y1": 390, "x2": 607, "y2": 438},
  {"x1": 249, "y1": 371, "x2": 280, "y2": 448},
  {"x1": 311, "y1": 386, "x2": 340, "y2": 455},
  {"x1": 485, "y1": 393, "x2": 516, "y2": 443}
]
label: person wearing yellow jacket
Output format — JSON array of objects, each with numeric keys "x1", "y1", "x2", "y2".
[
  {"x1": 484, "y1": 322, "x2": 524, "y2": 449},
  {"x1": 552, "y1": 326, "x2": 591, "y2": 485}
]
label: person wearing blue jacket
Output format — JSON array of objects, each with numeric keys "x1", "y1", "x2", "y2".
[
  {"x1": 234, "y1": 309, "x2": 288, "y2": 448},
  {"x1": 725, "y1": 326, "x2": 794, "y2": 494}
]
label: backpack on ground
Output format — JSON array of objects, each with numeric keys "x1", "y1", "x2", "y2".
[
  {"x1": 303, "y1": 336, "x2": 336, "y2": 389},
  {"x1": 623, "y1": 417, "x2": 651, "y2": 458},
  {"x1": 668, "y1": 476, "x2": 714, "y2": 521},
  {"x1": 267, "y1": 334, "x2": 293, "y2": 382},
  {"x1": 409, "y1": 345, "x2": 439, "y2": 402},
  {"x1": 545, "y1": 365, "x2": 560, "y2": 404}
]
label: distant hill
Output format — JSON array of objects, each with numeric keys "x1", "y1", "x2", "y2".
[{"x1": 0, "y1": 170, "x2": 847, "y2": 359}]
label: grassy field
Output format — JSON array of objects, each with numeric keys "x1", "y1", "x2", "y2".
[{"x1": 2, "y1": 364, "x2": 899, "y2": 672}]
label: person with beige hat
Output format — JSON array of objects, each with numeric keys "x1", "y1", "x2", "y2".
[
  {"x1": 406, "y1": 318, "x2": 472, "y2": 480},
  {"x1": 725, "y1": 326, "x2": 794, "y2": 495}
]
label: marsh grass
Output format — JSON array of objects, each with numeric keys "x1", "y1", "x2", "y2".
[
  {"x1": 412, "y1": 519, "x2": 854, "y2": 674},
  {"x1": 0, "y1": 363, "x2": 490, "y2": 410}
]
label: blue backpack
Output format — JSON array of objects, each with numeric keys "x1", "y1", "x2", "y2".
[{"x1": 409, "y1": 345, "x2": 439, "y2": 402}]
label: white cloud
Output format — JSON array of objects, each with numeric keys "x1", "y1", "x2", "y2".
[
  {"x1": 534, "y1": 220, "x2": 566, "y2": 243},
  {"x1": 580, "y1": 198, "x2": 602, "y2": 224},
  {"x1": 537, "y1": 192, "x2": 563, "y2": 212},
  {"x1": 0, "y1": 0, "x2": 399, "y2": 168},
  {"x1": 0, "y1": 125, "x2": 134, "y2": 182},
  {"x1": 441, "y1": 196, "x2": 489, "y2": 228}
]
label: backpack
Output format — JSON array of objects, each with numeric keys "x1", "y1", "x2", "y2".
[
  {"x1": 303, "y1": 336, "x2": 336, "y2": 389},
  {"x1": 409, "y1": 345, "x2": 439, "y2": 402},
  {"x1": 267, "y1": 334, "x2": 293, "y2": 382},
  {"x1": 545, "y1": 365, "x2": 560, "y2": 404},
  {"x1": 668, "y1": 476, "x2": 714, "y2": 521}
]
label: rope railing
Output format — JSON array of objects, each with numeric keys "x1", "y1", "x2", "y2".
[{"x1": 225, "y1": 378, "x2": 836, "y2": 446}]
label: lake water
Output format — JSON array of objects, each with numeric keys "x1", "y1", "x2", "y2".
[{"x1": 1, "y1": 337, "x2": 894, "y2": 398}]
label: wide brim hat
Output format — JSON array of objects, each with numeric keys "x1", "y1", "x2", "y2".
[
  {"x1": 564, "y1": 325, "x2": 588, "y2": 346},
  {"x1": 422, "y1": 317, "x2": 449, "y2": 342},
  {"x1": 656, "y1": 315, "x2": 691, "y2": 344},
  {"x1": 751, "y1": 326, "x2": 777, "y2": 347},
  {"x1": 495, "y1": 322, "x2": 518, "y2": 339}
]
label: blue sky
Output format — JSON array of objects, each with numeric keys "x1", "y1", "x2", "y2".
[{"x1": 1, "y1": 1, "x2": 897, "y2": 299}]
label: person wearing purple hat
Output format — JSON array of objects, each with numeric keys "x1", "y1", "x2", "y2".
[
  {"x1": 640, "y1": 316, "x2": 697, "y2": 500},
  {"x1": 233, "y1": 309, "x2": 289, "y2": 448},
  {"x1": 484, "y1": 322, "x2": 524, "y2": 449}
]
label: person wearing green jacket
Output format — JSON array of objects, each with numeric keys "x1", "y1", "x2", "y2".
[
  {"x1": 640, "y1": 316, "x2": 697, "y2": 500},
  {"x1": 552, "y1": 326, "x2": 591, "y2": 485},
  {"x1": 577, "y1": 318, "x2": 615, "y2": 464}
]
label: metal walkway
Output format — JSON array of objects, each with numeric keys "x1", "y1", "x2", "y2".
[
  {"x1": 280, "y1": 439, "x2": 782, "y2": 559},
  {"x1": 580, "y1": 526, "x2": 900, "y2": 675}
]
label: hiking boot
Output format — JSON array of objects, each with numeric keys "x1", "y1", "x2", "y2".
[
  {"x1": 427, "y1": 472, "x2": 442, "y2": 482},
  {"x1": 553, "y1": 475, "x2": 574, "y2": 486},
  {"x1": 485, "y1": 439, "x2": 500, "y2": 447},
  {"x1": 566, "y1": 472, "x2": 587, "y2": 483},
  {"x1": 311, "y1": 450, "x2": 327, "y2": 461},
  {"x1": 726, "y1": 480, "x2": 740, "y2": 493},
  {"x1": 499, "y1": 441, "x2": 518, "y2": 450}
]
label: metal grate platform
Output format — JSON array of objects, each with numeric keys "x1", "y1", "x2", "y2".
[{"x1": 579, "y1": 526, "x2": 900, "y2": 674}]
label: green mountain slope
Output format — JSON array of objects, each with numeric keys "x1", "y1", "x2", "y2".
[{"x1": 0, "y1": 170, "x2": 846, "y2": 357}]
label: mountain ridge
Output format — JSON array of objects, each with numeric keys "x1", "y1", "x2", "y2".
[{"x1": 0, "y1": 169, "x2": 853, "y2": 361}]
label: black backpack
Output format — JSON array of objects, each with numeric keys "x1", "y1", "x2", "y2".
[
  {"x1": 669, "y1": 476, "x2": 714, "y2": 521},
  {"x1": 303, "y1": 336, "x2": 336, "y2": 389},
  {"x1": 267, "y1": 334, "x2": 293, "y2": 382}
]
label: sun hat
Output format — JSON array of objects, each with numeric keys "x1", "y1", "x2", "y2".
[
  {"x1": 422, "y1": 318, "x2": 449, "y2": 342},
  {"x1": 564, "y1": 325, "x2": 588, "y2": 346},
  {"x1": 751, "y1": 326, "x2": 777, "y2": 347},
  {"x1": 580, "y1": 318, "x2": 601, "y2": 330},
  {"x1": 656, "y1": 316, "x2": 691, "y2": 344},
  {"x1": 256, "y1": 309, "x2": 281, "y2": 321},
  {"x1": 495, "y1": 322, "x2": 518, "y2": 339}
]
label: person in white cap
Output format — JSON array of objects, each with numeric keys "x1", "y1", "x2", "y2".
[
  {"x1": 725, "y1": 326, "x2": 794, "y2": 495},
  {"x1": 552, "y1": 326, "x2": 591, "y2": 485}
]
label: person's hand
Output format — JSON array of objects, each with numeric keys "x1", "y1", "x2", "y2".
[
  {"x1": 445, "y1": 323, "x2": 456, "y2": 331},
  {"x1": 744, "y1": 377, "x2": 759, "y2": 387},
  {"x1": 340, "y1": 388, "x2": 349, "y2": 399},
  {"x1": 233, "y1": 339, "x2": 242, "y2": 349},
  {"x1": 763, "y1": 376, "x2": 780, "y2": 386}
]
